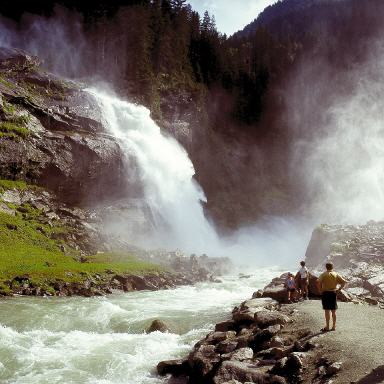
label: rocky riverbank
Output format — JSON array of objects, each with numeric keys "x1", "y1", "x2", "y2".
[
  {"x1": 157, "y1": 292, "x2": 346, "y2": 384},
  {"x1": 0, "y1": 181, "x2": 230, "y2": 298},
  {"x1": 305, "y1": 221, "x2": 384, "y2": 306},
  {"x1": 8, "y1": 269, "x2": 220, "y2": 298},
  {"x1": 158, "y1": 220, "x2": 384, "y2": 384}
]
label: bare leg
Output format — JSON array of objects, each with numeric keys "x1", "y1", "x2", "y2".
[
  {"x1": 331, "y1": 310, "x2": 336, "y2": 330},
  {"x1": 324, "y1": 310, "x2": 330, "y2": 330}
]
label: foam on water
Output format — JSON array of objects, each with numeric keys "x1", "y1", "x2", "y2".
[
  {"x1": 87, "y1": 88, "x2": 219, "y2": 254},
  {"x1": 0, "y1": 269, "x2": 281, "y2": 384}
]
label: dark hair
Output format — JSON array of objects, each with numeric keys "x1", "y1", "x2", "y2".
[
  {"x1": 325, "y1": 262, "x2": 333, "y2": 271},
  {"x1": 300, "y1": 261, "x2": 305, "y2": 266}
]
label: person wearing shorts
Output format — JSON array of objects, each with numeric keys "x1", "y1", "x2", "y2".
[
  {"x1": 296, "y1": 260, "x2": 309, "y2": 299},
  {"x1": 285, "y1": 273, "x2": 296, "y2": 303},
  {"x1": 317, "y1": 262, "x2": 347, "y2": 332}
]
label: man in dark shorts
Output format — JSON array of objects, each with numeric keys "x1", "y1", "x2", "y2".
[
  {"x1": 317, "y1": 262, "x2": 347, "y2": 332},
  {"x1": 296, "y1": 260, "x2": 309, "y2": 300}
]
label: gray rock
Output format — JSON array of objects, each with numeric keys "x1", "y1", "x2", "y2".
[
  {"x1": 261, "y1": 286, "x2": 287, "y2": 303},
  {"x1": 254, "y1": 311, "x2": 290, "y2": 328},
  {"x1": 216, "y1": 340, "x2": 238, "y2": 354},
  {"x1": 206, "y1": 331, "x2": 236, "y2": 345},
  {"x1": 326, "y1": 361, "x2": 342, "y2": 376},
  {"x1": 189, "y1": 344, "x2": 221, "y2": 377},
  {"x1": 221, "y1": 348, "x2": 253, "y2": 361},
  {"x1": 215, "y1": 320, "x2": 235, "y2": 332},
  {"x1": 270, "y1": 336, "x2": 285, "y2": 348},
  {"x1": 336, "y1": 289, "x2": 353, "y2": 302},
  {"x1": 213, "y1": 360, "x2": 286, "y2": 384},
  {"x1": 146, "y1": 320, "x2": 170, "y2": 333},
  {"x1": 157, "y1": 359, "x2": 189, "y2": 376}
]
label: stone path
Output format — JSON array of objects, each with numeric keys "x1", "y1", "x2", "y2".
[{"x1": 290, "y1": 300, "x2": 384, "y2": 383}]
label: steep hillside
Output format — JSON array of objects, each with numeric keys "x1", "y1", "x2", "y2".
[{"x1": 1, "y1": 0, "x2": 384, "y2": 228}]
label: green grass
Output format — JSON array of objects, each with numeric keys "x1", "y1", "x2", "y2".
[
  {"x1": 0, "y1": 76, "x2": 13, "y2": 89},
  {"x1": 0, "y1": 179, "x2": 29, "y2": 192},
  {"x1": 0, "y1": 121, "x2": 29, "y2": 139},
  {"x1": 0, "y1": 179, "x2": 163, "y2": 294},
  {"x1": 0, "y1": 210, "x2": 162, "y2": 290}
]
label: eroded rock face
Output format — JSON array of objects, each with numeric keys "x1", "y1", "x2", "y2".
[
  {"x1": 305, "y1": 221, "x2": 384, "y2": 304},
  {"x1": 0, "y1": 47, "x2": 128, "y2": 205}
]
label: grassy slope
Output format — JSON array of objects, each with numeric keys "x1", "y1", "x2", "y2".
[{"x1": 0, "y1": 181, "x2": 163, "y2": 295}]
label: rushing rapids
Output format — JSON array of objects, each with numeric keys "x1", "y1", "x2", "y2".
[{"x1": 0, "y1": 270, "x2": 282, "y2": 384}]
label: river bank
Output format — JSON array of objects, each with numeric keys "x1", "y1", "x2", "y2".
[{"x1": 159, "y1": 275, "x2": 384, "y2": 384}]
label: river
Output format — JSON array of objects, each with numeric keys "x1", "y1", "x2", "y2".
[{"x1": 0, "y1": 268, "x2": 282, "y2": 384}]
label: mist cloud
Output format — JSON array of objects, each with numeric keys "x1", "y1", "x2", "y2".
[
  {"x1": 0, "y1": 6, "x2": 87, "y2": 78},
  {"x1": 286, "y1": 39, "x2": 384, "y2": 224}
]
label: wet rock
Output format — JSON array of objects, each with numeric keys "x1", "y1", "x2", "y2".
[
  {"x1": 188, "y1": 344, "x2": 221, "y2": 378},
  {"x1": 216, "y1": 340, "x2": 238, "y2": 354},
  {"x1": 0, "y1": 47, "x2": 41, "y2": 71},
  {"x1": 147, "y1": 320, "x2": 170, "y2": 333},
  {"x1": 157, "y1": 359, "x2": 189, "y2": 376},
  {"x1": 215, "y1": 320, "x2": 235, "y2": 332},
  {"x1": 213, "y1": 360, "x2": 286, "y2": 384}
]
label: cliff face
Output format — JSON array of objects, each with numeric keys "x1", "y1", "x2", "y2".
[
  {"x1": 0, "y1": 47, "x2": 128, "y2": 206},
  {"x1": 305, "y1": 222, "x2": 384, "y2": 304}
]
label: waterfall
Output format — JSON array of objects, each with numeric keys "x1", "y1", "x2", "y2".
[{"x1": 87, "y1": 88, "x2": 219, "y2": 253}]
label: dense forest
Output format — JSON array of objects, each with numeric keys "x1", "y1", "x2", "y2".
[{"x1": 1, "y1": 0, "x2": 384, "y2": 227}]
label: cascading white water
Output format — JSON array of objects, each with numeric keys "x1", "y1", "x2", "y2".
[
  {"x1": 0, "y1": 269, "x2": 282, "y2": 384},
  {"x1": 87, "y1": 88, "x2": 219, "y2": 253}
]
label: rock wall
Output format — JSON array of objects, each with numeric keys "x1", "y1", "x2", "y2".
[
  {"x1": 0, "y1": 47, "x2": 128, "y2": 205},
  {"x1": 305, "y1": 221, "x2": 384, "y2": 305}
]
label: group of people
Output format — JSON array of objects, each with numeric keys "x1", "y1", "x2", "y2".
[
  {"x1": 285, "y1": 261, "x2": 310, "y2": 303},
  {"x1": 286, "y1": 261, "x2": 347, "y2": 332}
]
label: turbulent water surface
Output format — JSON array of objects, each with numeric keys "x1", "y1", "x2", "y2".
[{"x1": 0, "y1": 269, "x2": 282, "y2": 384}]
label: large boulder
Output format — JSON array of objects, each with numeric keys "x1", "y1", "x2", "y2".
[
  {"x1": 254, "y1": 311, "x2": 290, "y2": 328},
  {"x1": 213, "y1": 360, "x2": 286, "y2": 384},
  {"x1": 0, "y1": 47, "x2": 41, "y2": 71},
  {"x1": 157, "y1": 359, "x2": 189, "y2": 376},
  {"x1": 188, "y1": 344, "x2": 221, "y2": 378},
  {"x1": 261, "y1": 286, "x2": 287, "y2": 303},
  {"x1": 146, "y1": 319, "x2": 170, "y2": 333}
]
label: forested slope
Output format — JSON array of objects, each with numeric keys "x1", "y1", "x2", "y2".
[{"x1": 1, "y1": 0, "x2": 383, "y2": 227}]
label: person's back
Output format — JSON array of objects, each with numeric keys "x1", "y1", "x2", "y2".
[
  {"x1": 318, "y1": 270, "x2": 344, "y2": 291},
  {"x1": 297, "y1": 261, "x2": 309, "y2": 299},
  {"x1": 317, "y1": 262, "x2": 347, "y2": 332},
  {"x1": 299, "y1": 266, "x2": 308, "y2": 279}
]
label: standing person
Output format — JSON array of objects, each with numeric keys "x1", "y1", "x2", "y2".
[
  {"x1": 285, "y1": 273, "x2": 296, "y2": 303},
  {"x1": 316, "y1": 262, "x2": 347, "y2": 332},
  {"x1": 296, "y1": 261, "x2": 309, "y2": 300}
]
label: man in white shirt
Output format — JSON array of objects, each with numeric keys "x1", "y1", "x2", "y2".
[{"x1": 296, "y1": 260, "x2": 309, "y2": 299}]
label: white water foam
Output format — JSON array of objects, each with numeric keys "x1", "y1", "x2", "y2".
[
  {"x1": 0, "y1": 270, "x2": 281, "y2": 384},
  {"x1": 87, "y1": 88, "x2": 219, "y2": 254}
]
